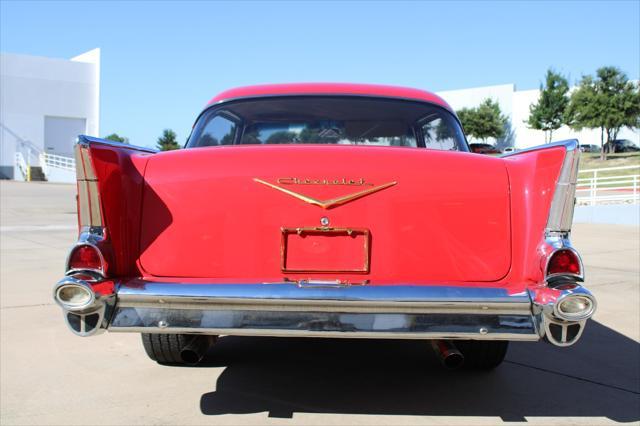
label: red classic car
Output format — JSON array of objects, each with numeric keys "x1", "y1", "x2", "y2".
[{"x1": 53, "y1": 83, "x2": 596, "y2": 370}]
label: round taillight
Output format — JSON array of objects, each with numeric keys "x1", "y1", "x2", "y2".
[
  {"x1": 68, "y1": 245, "x2": 102, "y2": 271},
  {"x1": 547, "y1": 249, "x2": 581, "y2": 276}
]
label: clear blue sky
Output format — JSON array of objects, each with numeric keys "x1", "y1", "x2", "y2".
[{"x1": 1, "y1": 0, "x2": 639, "y2": 148}]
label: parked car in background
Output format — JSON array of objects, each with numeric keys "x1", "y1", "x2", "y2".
[
  {"x1": 604, "y1": 139, "x2": 640, "y2": 153},
  {"x1": 53, "y1": 83, "x2": 596, "y2": 371},
  {"x1": 579, "y1": 144, "x2": 599, "y2": 153},
  {"x1": 469, "y1": 143, "x2": 501, "y2": 154}
]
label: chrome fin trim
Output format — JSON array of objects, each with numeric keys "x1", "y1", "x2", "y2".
[
  {"x1": 546, "y1": 140, "x2": 580, "y2": 235},
  {"x1": 75, "y1": 138, "x2": 103, "y2": 229}
]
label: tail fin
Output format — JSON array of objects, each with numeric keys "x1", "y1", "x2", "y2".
[
  {"x1": 502, "y1": 139, "x2": 579, "y2": 237},
  {"x1": 73, "y1": 136, "x2": 157, "y2": 276}
]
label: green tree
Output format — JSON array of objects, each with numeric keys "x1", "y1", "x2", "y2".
[
  {"x1": 266, "y1": 131, "x2": 297, "y2": 144},
  {"x1": 567, "y1": 67, "x2": 640, "y2": 160},
  {"x1": 104, "y1": 133, "x2": 129, "y2": 144},
  {"x1": 156, "y1": 129, "x2": 181, "y2": 151},
  {"x1": 457, "y1": 98, "x2": 507, "y2": 142},
  {"x1": 527, "y1": 69, "x2": 570, "y2": 143}
]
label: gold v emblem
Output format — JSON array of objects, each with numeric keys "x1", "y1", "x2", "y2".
[{"x1": 254, "y1": 178, "x2": 397, "y2": 209}]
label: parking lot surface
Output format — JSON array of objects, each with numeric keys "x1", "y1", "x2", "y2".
[{"x1": 1, "y1": 181, "x2": 639, "y2": 425}]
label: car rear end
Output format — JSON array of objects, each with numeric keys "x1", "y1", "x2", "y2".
[{"x1": 53, "y1": 86, "x2": 596, "y2": 367}]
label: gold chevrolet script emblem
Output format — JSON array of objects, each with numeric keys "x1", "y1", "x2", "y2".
[{"x1": 253, "y1": 177, "x2": 397, "y2": 209}]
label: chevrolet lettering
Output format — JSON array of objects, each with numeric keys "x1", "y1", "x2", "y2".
[{"x1": 276, "y1": 177, "x2": 374, "y2": 186}]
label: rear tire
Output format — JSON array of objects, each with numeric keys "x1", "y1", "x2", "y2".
[
  {"x1": 455, "y1": 340, "x2": 509, "y2": 370},
  {"x1": 141, "y1": 334, "x2": 217, "y2": 365}
]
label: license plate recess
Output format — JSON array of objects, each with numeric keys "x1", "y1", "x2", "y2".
[{"x1": 280, "y1": 227, "x2": 370, "y2": 273}]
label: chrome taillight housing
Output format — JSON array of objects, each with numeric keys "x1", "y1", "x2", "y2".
[
  {"x1": 67, "y1": 244, "x2": 104, "y2": 275},
  {"x1": 546, "y1": 248, "x2": 582, "y2": 278}
]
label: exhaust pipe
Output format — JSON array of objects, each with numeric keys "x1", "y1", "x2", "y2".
[
  {"x1": 180, "y1": 335, "x2": 217, "y2": 365},
  {"x1": 431, "y1": 340, "x2": 464, "y2": 369}
]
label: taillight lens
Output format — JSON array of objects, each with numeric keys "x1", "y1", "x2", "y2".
[
  {"x1": 547, "y1": 249, "x2": 581, "y2": 276},
  {"x1": 68, "y1": 245, "x2": 102, "y2": 271}
]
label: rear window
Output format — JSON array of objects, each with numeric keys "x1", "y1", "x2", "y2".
[
  {"x1": 241, "y1": 120, "x2": 415, "y2": 147},
  {"x1": 196, "y1": 115, "x2": 237, "y2": 146},
  {"x1": 187, "y1": 96, "x2": 468, "y2": 151}
]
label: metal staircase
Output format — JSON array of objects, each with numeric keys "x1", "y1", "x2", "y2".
[{"x1": 29, "y1": 166, "x2": 47, "y2": 181}]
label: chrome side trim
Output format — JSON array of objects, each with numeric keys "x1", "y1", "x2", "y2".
[
  {"x1": 546, "y1": 140, "x2": 580, "y2": 235},
  {"x1": 499, "y1": 139, "x2": 578, "y2": 158},
  {"x1": 76, "y1": 134, "x2": 158, "y2": 153},
  {"x1": 75, "y1": 140, "x2": 104, "y2": 229}
]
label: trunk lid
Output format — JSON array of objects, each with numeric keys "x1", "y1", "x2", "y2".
[{"x1": 139, "y1": 146, "x2": 511, "y2": 282}]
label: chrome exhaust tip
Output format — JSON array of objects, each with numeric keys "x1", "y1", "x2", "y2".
[
  {"x1": 431, "y1": 340, "x2": 464, "y2": 369},
  {"x1": 180, "y1": 335, "x2": 216, "y2": 365}
]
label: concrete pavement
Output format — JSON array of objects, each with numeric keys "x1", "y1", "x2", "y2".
[{"x1": 1, "y1": 180, "x2": 638, "y2": 425}]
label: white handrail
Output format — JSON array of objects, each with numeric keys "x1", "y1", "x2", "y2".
[
  {"x1": 576, "y1": 165, "x2": 639, "y2": 205},
  {"x1": 14, "y1": 152, "x2": 28, "y2": 181},
  {"x1": 43, "y1": 153, "x2": 75, "y2": 171},
  {"x1": 579, "y1": 165, "x2": 639, "y2": 173}
]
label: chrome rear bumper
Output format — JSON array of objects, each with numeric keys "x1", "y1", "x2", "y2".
[{"x1": 54, "y1": 278, "x2": 596, "y2": 346}]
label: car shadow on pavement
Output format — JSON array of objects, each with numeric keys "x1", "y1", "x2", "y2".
[{"x1": 198, "y1": 321, "x2": 640, "y2": 422}]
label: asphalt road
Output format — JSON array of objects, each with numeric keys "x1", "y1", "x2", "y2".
[{"x1": 1, "y1": 180, "x2": 639, "y2": 425}]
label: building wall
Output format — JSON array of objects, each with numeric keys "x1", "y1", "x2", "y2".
[
  {"x1": 0, "y1": 49, "x2": 100, "y2": 179},
  {"x1": 437, "y1": 83, "x2": 639, "y2": 149}
]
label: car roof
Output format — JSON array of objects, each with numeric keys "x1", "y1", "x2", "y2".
[{"x1": 207, "y1": 83, "x2": 453, "y2": 113}]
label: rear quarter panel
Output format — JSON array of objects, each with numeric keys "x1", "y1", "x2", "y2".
[
  {"x1": 502, "y1": 146, "x2": 567, "y2": 286},
  {"x1": 87, "y1": 144, "x2": 152, "y2": 276}
]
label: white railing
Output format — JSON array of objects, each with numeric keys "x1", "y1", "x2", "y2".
[
  {"x1": 13, "y1": 145, "x2": 75, "y2": 182},
  {"x1": 14, "y1": 152, "x2": 29, "y2": 181},
  {"x1": 576, "y1": 165, "x2": 639, "y2": 205},
  {"x1": 42, "y1": 152, "x2": 76, "y2": 172}
]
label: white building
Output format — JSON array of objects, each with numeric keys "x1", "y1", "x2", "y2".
[
  {"x1": 437, "y1": 83, "x2": 639, "y2": 149},
  {"x1": 0, "y1": 49, "x2": 100, "y2": 182}
]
